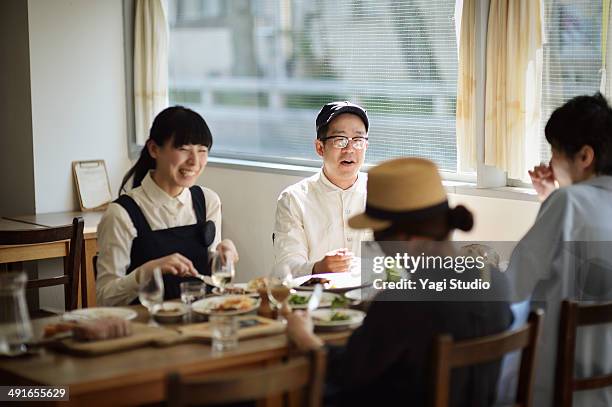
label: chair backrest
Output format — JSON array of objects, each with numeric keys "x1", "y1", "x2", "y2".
[
  {"x1": 93, "y1": 254, "x2": 99, "y2": 280},
  {"x1": 554, "y1": 299, "x2": 612, "y2": 407},
  {"x1": 0, "y1": 217, "x2": 85, "y2": 311},
  {"x1": 166, "y1": 349, "x2": 326, "y2": 407},
  {"x1": 431, "y1": 310, "x2": 543, "y2": 407}
]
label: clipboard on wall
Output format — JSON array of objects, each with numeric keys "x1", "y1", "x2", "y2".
[{"x1": 72, "y1": 160, "x2": 113, "y2": 211}]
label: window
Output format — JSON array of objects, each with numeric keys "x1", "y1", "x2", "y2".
[
  {"x1": 540, "y1": 0, "x2": 602, "y2": 163},
  {"x1": 167, "y1": 0, "x2": 459, "y2": 172},
  {"x1": 166, "y1": 0, "x2": 607, "y2": 183}
]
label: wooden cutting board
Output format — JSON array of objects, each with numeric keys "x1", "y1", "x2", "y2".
[
  {"x1": 50, "y1": 322, "x2": 181, "y2": 356},
  {"x1": 176, "y1": 316, "x2": 285, "y2": 342},
  {"x1": 49, "y1": 317, "x2": 285, "y2": 355}
]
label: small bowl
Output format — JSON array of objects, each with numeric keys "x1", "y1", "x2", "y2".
[{"x1": 153, "y1": 302, "x2": 188, "y2": 324}]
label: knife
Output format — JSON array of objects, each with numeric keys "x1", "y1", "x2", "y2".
[
  {"x1": 192, "y1": 273, "x2": 214, "y2": 286},
  {"x1": 307, "y1": 284, "x2": 323, "y2": 312}
]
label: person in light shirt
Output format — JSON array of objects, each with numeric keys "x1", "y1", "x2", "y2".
[
  {"x1": 96, "y1": 106, "x2": 238, "y2": 306},
  {"x1": 503, "y1": 93, "x2": 612, "y2": 407},
  {"x1": 273, "y1": 101, "x2": 372, "y2": 277}
]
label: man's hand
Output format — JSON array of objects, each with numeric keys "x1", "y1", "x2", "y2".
[
  {"x1": 313, "y1": 248, "x2": 353, "y2": 274},
  {"x1": 283, "y1": 309, "x2": 323, "y2": 351},
  {"x1": 528, "y1": 163, "x2": 556, "y2": 202}
]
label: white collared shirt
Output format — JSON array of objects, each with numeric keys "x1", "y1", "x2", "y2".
[
  {"x1": 273, "y1": 170, "x2": 372, "y2": 277},
  {"x1": 96, "y1": 172, "x2": 222, "y2": 306}
]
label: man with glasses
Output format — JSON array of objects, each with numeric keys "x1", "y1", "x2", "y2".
[{"x1": 273, "y1": 101, "x2": 371, "y2": 276}]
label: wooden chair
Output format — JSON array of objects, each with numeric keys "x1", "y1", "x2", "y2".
[
  {"x1": 431, "y1": 310, "x2": 543, "y2": 407},
  {"x1": 166, "y1": 349, "x2": 326, "y2": 407},
  {"x1": 554, "y1": 299, "x2": 612, "y2": 407},
  {"x1": 0, "y1": 217, "x2": 85, "y2": 311}
]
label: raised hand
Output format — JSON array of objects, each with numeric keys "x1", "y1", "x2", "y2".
[{"x1": 528, "y1": 163, "x2": 556, "y2": 201}]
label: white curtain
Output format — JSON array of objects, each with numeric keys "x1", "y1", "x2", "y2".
[
  {"x1": 483, "y1": 0, "x2": 544, "y2": 180},
  {"x1": 455, "y1": 0, "x2": 478, "y2": 173},
  {"x1": 134, "y1": 0, "x2": 169, "y2": 145}
]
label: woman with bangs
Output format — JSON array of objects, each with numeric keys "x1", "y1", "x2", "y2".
[{"x1": 96, "y1": 106, "x2": 238, "y2": 306}]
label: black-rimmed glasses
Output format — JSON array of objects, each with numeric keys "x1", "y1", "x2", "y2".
[{"x1": 320, "y1": 136, "x2": 368, "y2": 149}]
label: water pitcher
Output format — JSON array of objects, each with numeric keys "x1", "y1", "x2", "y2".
[{"x1": 0, "y1": 272, "x2": 33, "y2": 355}]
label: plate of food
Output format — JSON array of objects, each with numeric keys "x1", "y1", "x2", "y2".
[
  {"x1": 211, "y1": 283, "x2": 260, "y2": 297},
  {"x1": 247, "y1": 277, "x2": 268, "y2": 291},
  {"x1": 62, "y1": 307, "x2": 138, "y2": 322},
  {"x1": 293, "y1": 272, "x2": 372, "y2": 293},
  {"x1": 287, "y1": 291, "x2": 347, "y2": 309},
  {"x1": 192, "y1": 295, "x2": 260, "y2": 316},
  {"x1": 42, "y1": 317, "x2": 133, "y2": 342},
  {"x1": 310, "y1": 308, "x2": 366, "y2": 330}
]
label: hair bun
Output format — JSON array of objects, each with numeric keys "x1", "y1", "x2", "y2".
[{"x1": 449, "y1": 205, "x2": 474, "y2": 232}]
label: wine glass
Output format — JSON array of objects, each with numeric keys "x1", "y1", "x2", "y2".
[
  {"x1": 267, "y1": 266, "x2": 293, "y2": 320},
  {"x1": 139, "y1": 267, "x2": 164, "y2": 326},
  {"x1": 211, "y1": 251, "x2": 236, "y2": 295}
]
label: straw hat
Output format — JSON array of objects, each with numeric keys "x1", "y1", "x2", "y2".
[{"x1": 348, "y1": 157, "x2": 448, "y2": 231}]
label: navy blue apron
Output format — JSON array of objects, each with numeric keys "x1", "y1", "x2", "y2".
[{"x1": 115, "y1": 186, "x2": 216, "y2": 301}]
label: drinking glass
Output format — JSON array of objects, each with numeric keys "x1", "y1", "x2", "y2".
[
  {"x1": 267, "y1": 266, "x2": 293, "y2": 320},
  {"x1": 0, "y1": 272, "x2": 33, "y2": 355},
  {"x1": 210, "y1": 315, "x2": 238, "y2": 353},
  {"x1": 180, "y1": 281, "x2": 204, "y2": 323},
  {"x1": 139, "y1": 267, "x2": 164, "y2": 326},
  {"x1": 211, "y1": 251, "x2": 236, "y2": 295}
]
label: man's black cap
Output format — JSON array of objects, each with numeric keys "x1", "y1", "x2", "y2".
[{"x1": 315, "y1": 101, "x2": 369, "y2": 137}]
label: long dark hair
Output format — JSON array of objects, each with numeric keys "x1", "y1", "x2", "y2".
[{"x1": 120, "y1": 106, "x2": 213, "y2": 194}]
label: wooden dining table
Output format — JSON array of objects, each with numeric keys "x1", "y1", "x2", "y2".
[
  {"x1": 0, "y1": 305, "x2": 352, "y2": 406},
  {"x1": 1, "y1": 211, "x2": 102, "y2": 306},
  {"x1": 0, "y1": 218, "x2": 59, "y2": 273}
]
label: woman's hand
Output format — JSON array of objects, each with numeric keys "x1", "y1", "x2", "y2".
[
  {"x1": 528, "y1": 163, "x2": 556, "y2": 202},
  {"x1": 215, "y1": 239, "x2": 239, "y2": 263},
  {"x1": 283, "y1": 310, "x2": 324, "y2": 351},
  {"x1": 139, "y1": 253, "x2": 199, "y2": 282}
]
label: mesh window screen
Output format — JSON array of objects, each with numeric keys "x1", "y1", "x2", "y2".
[
  {"x1": 540, "y1": 0, "x2": 603, "y2": 163},
  {"x1": 168, "y1": 0, "x2": 458, "y2": 172}
]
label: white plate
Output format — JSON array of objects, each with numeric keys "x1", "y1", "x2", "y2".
[
  {"x1": 62, "y1": 307, "x2": 137, "y2": 322},
  {"x1": 311, "y1": 308, "x2": 365, "y2": 329},
  {"x1": 287, "y1": 291, "x2": 343, "y2": 309},
  {"x1": 344, "y1": 287, "x2": 378, "y2": 302},
  {"x1": 192, "y1": 295, "x2": 260, "y2": 316},
  {"x1": 293, "y1": 272, "x2": 372, "y2": 293}
]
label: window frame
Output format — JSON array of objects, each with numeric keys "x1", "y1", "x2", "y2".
[{"x1": 125, "y1": 0, "x2": 584, "y2": 193}]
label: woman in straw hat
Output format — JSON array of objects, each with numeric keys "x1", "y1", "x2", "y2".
[{"x1": 285, "y1": 157, "x2": 512, "y2": 407}]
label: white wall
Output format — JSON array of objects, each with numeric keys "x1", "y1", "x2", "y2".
[
  {"x1": 200, "y1": 165, "x2": 541, "y2": 283},
  {"x1": 25, "y1": 0, "x2": 130, "y2": 310},
  {"x1": 28, "y1": 0, "x2": 131, "y2": 213}
]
